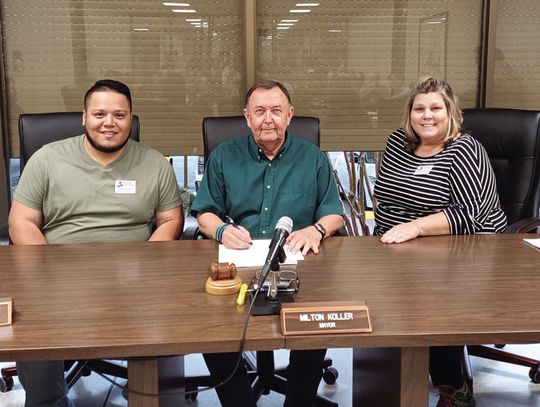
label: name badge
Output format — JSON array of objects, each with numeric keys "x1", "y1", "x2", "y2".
[
  {"x1": 414, "y1": 165, "x2": 433, "y2": 175},
  {"x1": 115, "y1": 180, "x2": 136, "y2": 194}
]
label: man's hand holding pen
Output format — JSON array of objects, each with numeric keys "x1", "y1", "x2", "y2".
[{"x1": 223, "y1": 216, "x2": 252, "y2": 249}]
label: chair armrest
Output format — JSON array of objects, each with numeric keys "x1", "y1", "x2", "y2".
[
  {"x1": 505, "y1": 217, "x2": 540, "y2": 234},
  {"x1": 182, "y1": 226, "x2": 198, "y2": 240},
  {"x1": 0, "y1": 222, "x2": 9, "y2": 246},
  {"x1": 333, "y1": 226, "x2": 349, "y2": 237},
  {"x1": 181, "y1": 226, "x2": 207, "y2": 240}
]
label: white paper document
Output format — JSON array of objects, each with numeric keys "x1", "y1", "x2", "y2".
[
  {"x1": 218, "y1": 239, "x2": 304, "y2": 267},
  {"x1": 523, "y1": 238, "x2": 540, "y2": 250}
]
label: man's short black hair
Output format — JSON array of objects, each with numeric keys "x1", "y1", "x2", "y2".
[
  {"x1": 84, "y1": 79, "x2": 132, "y2": 111},
  {"x1": 244, "y1": 80, "x2": 291, "y2": 107}
]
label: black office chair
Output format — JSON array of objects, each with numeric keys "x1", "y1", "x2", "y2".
[
  {"x1": 186, "y1": 115, "x2": 339, "y2": 406},
  {"x1": 0, "y1": 112, "x2": 140, "y2": 393},
  {"x1": 0, "y1": 223, "x2": 7, "y2": 246},
  {"x1": 462, "y1": 108, "x2": 540, "y2": 382}
]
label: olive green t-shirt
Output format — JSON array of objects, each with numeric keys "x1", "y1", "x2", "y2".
[{"x1": 13, "y1": 135, "x2": 182, "y2": 244}]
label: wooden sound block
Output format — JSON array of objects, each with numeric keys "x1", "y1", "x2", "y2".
[
  {"x1": 0, "y1": 297, "x2": 13, "y2": 326},
  {"x1": 205, "y1": 275, "x2": 242, "y2": 296}
]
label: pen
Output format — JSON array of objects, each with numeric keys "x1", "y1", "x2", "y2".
[
  {"x1": 226, "y1": 215, "x2": 253, "y2": 245},
  {"x1": 225, "y1": 215, "x2": 240, "y2": 230}
]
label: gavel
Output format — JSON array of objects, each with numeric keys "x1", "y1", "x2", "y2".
[{"x1": 209, "y1": 262, "x2": 237, "y2": 281}]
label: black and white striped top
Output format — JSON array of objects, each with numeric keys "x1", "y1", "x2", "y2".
[{"x1": 374, "y1": 129, "x2": 507, "y2": 236}]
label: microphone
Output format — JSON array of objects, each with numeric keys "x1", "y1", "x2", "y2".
[{"x1": 257, "y1": 216, "x2": 293, "y2": 290}]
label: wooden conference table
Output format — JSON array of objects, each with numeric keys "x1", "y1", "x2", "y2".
[{"x1": 1, "y1": 234, "x2": 539, "y2": 406}]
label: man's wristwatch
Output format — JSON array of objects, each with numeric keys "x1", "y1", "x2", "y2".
[{"x1": 313, "y1": 223, "x2": 326, "y2": 239}]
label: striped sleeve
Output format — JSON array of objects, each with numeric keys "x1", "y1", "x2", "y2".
[{"x1": 443, "y1": 137, "x2": 507, "y2": 234}]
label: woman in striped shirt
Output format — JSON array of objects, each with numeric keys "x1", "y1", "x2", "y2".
[{"x1": 374, "y1": 77, "x2": 506, "y2": 407}]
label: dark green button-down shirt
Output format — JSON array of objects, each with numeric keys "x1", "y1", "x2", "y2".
[{"x1": 191, "y1": 133, "x2": 343, "y2": 238}]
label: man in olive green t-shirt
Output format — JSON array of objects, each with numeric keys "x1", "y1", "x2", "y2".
[{"x1": 8, "y1": 79, "x2": 183, "y2": 407}]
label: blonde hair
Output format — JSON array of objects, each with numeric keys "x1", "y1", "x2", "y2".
[{"x1": 402, "y1": 77, "x2": 463, "y2": 152}]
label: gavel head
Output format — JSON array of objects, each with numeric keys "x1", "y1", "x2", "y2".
[{"x1": 209, "y1": 262, "x2": 237, "y2": 281}]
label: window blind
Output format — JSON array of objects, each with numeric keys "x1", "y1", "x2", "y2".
[
  {"x1": 256, "y1": 0, "x2": 483, "y2": 151},
  {"x1": 489, "y1": 0, "x2": 540, "y2": 109},
  {"x1": 1, "y1": 0, "x2": 245, "y2": 157}
]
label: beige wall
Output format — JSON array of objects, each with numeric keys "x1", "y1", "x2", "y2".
[
  {"x1": 1, "y1": 0, "x2": 245, "y2": 157},
  {"x1": 256, "y1": 0, "x2": 483, "y2": 151},
  {"x1": 0, "y1": 0, "x2": 539, "y2": 160},
  {"x1": 487, "y1": 0, "x2": 540, "y2": 108}
]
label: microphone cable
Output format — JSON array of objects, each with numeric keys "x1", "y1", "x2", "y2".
[
  {"x1": 87, "y1": 284, "x2": 265, "y2": 400},
  {"x1": 88, "y1": 218, "x2": 293, "y2": 399}
]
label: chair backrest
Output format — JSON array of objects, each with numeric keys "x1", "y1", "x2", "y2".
[
  {"x1": 18, "y1": 112, "x2": 140, "y2": 171},
  {"x1": 202, "y1": 115, "x2": 320, "y2": 162},
  {"x1": 462, "y1": 108, "x2": 540, "y2": 224}
]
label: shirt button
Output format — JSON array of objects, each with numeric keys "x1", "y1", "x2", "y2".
[
  {"x1": 268, "y1": 163, "x2": 272, "y2": 167},
  {"x1": 267, "y1": 185, "x2": 271, "y2": 189},
  {"x1": 262, "y1": 230, "x2": 266, "y2": 234},
  {"x1": 264, "y1": 207, "x2": 268, "y2": 211}
]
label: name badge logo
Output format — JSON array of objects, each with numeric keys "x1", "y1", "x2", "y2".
[
  {"x1": 115, "y1": 180, "x2": 136, "y2": 194},
  {"x1": 414, "y1": 165, "x2": 433, "y2": 175}
]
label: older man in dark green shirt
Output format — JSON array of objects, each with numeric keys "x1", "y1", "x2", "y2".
[
  {"x1": 191, "y1": 80, "x2": 343, "y2": 407},
  {"x1": 192, "y1": 132, "x2": 342, "y2": 244}
]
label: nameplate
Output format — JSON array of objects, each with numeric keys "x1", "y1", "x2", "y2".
[
  {"x1": 0, "y1": 297, "x2": 13, "y2": 326},
  {"x1": 280, "y1": 300, "x2": 371, "y2": 336}
]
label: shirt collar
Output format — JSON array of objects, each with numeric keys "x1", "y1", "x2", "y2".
[{"x1": 248, "y1": 131, "x2": 292, "y2": 161}]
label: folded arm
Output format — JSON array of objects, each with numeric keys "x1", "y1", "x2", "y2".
[
  {"x1": 149, "y1": 206, "x2": 184, "y2": 241},
  {"x1": 380, "y1": 212, "x2": 450, "y2": 244},
  {"x1": 8, "y1": 200, "x2": 47, "y2": 245}
]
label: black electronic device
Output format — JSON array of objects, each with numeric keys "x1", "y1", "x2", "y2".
[{"x1": 252, "y1": 217, "x2": 298, "y2": 315}]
